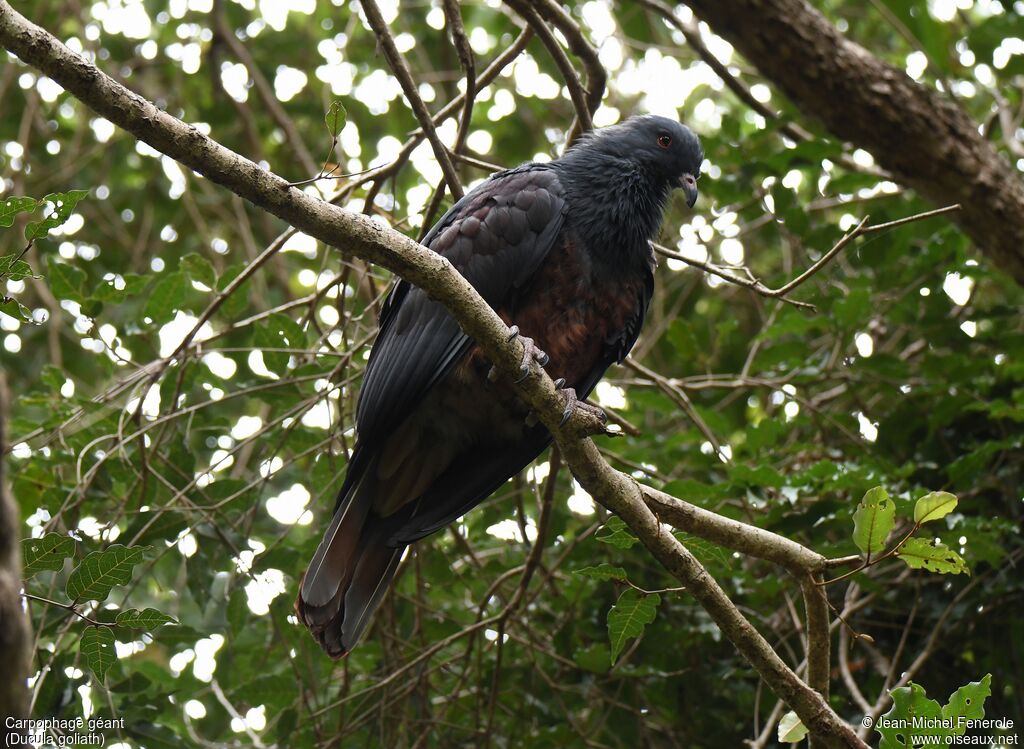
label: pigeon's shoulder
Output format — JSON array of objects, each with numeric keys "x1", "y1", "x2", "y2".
[{"x1": 477, "y1": 162, "x2": 563, "y2": 199}]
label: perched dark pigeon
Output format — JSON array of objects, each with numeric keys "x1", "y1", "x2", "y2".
[{"x1": 297, "y1": 115, "x2": 703, "y2": 657}]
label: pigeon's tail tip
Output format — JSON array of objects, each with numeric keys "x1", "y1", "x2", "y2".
[
  {"x1": 294, "y1": 589, "x2": 352, "y2": 660},
  {"x1": 294, "y1": 518, "x2": 406, "y2": 659}
]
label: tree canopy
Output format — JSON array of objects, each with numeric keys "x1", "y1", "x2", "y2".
[{"x1": 1, "y1": 1, "x2": 1022, "y2": 747}]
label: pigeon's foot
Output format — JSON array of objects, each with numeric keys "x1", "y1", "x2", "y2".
[
  {"x1": 508, "y1": 325, "x2": 549, "y2": 383},
  {"x1": 555, "y1": 380, "x2": 607, "y2": 427},
  {"x1": 487, "y1": 325, "x2": 550, "y2": 384}
]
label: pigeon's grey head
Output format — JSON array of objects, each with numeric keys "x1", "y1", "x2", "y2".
[{"x1": 569, "y1": 115, "x2": 704, "y2": 207}]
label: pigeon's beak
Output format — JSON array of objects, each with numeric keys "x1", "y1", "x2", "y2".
[{"x1": 677, "y1": 173, "x2": 698, "y2": 208}]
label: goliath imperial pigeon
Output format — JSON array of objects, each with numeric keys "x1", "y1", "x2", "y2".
[{"x1": 297, "y1": 115, "x2": 703, "y2": 657}]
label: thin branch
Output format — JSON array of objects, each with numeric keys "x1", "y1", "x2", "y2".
[
  {"x1": 625, "y1": 358, "x2": 729, "y2": 462},
  {"x1": 504, "y1": 0, "x2": 594, "y2": 133},
  {"x1": 636, "y1": 0, "x2": 809, "y2": 143},
  {"x1": 681, "y1": 0, "x2": 1024, "y2": 283},
  {"x1": 212, "y1": 0, "x2": 318, "y2": 177},
  {"x1": 441, "y1": 0, "x2": 476, "y2": 158},
  {"x1": 22, "y1": 592, "x2": 106, "y2": 627},
  {"x1": 800, "y1": 574, "x2": 831, "y2": 704},
  {"x1": 0, "y1": 369, "x2": 30, "y2": 719},
  {"x1": 359, "y1": 26, "x2": 532, "y2": 210},
  {"x1": 531, "y1": 0, "x2": 605, "y2": 142},
  {"x1": 360, "y1": 0, "x2": 464, "y2": 200},
  {"x1": 641, "y1": 486, "x2": 828, "y2": 573},
  {"x1": 655, "y1": 204, "x2": 961, "y2": 308}
]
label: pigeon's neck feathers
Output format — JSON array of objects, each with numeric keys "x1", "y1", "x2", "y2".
[{"x1": 553, "y1": 151, "x2": 670, "y2": 267}]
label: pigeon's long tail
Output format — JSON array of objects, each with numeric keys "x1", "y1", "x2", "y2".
[{"x1": 295, "y1": 464, "x2": 406, "y2": 659}]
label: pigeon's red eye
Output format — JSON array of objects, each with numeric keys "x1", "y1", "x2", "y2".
[{"x1": 657, "y1": 134, "x2": 672, "y2": 149}]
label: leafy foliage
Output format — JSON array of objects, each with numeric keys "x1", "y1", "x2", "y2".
[
  {"x1": 876, "y1": 675, "x2": 994, "y2": 748},
  {"x1": 2, "y1": 0, "x2": 1022, "y2": 746},
  {"x1": 896, "y1": 538, "x2": 970, "y2": 576}
]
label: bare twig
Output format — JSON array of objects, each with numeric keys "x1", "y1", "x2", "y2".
[
  {"x1": 212, "y1": 0, "x2": 318, "y2": 177},
  {"x1": 360, "y1": 0, "x2": 463, "y2": 200},
  {"x1": 625, "y1": 358, "x2": 729, "y2": 461},
  {"x1": 359, "y1": 26, "x2": 532, "y2": 211},
  {"x1": 22, "y1": 592, "x2": 106, "y2": 627},
  {"x1": 441, "y1": 0, "x2": 476, "y2": 158},
  {"x1": 655, "y1": 204, "x2": 961, "y2": 309},
  {"x1": 531, "y1": 0, "x2": 605, "y2": 142},
  {"x1": 636, "y1": 0, "x2": 810, "y2": 142},
  {"x1": 504, "y1": 0, "x2": 594, "y2": 133}
]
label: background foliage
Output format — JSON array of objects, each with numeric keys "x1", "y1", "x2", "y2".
[{"x1": 1, "y1": 0, "x2": 1022, "y2": 746}]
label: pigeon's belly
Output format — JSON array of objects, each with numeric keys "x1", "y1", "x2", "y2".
[{"x1": 510, "y1": 236, "x2": 643, "y2": 390}]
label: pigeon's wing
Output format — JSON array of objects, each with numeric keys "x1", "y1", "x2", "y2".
[
  {"x1": 387, "y1": 247, "x2": 657, "y2": 546},
  {"x1": 353, "y1": 165, "x2": 569, "y2": 454}
]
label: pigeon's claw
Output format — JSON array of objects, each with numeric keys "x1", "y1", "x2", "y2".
[
  {"x1": 556, "y1": 384, "x2": 607, "y2": 427},
  {"x1": 508, "y1": 326, "x2": 549, "y2": 384}
]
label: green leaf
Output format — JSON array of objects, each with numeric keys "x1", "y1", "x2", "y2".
[
  {"x1": 607, "y1": 589, "x2": 660, "y2": 663},
  {"x1": 877, "y1": 682, "x2": 946, "y2": 748},
  {"x1": 25, "y1": 190, "x2": 89, "y2": 240},
  {"x1": 833, "y1": 287, "x2": 872, "y2": 328},
  {"x1": 91, "y1": 272, "x2": 147, "y2": 303},
  {"x1": 0, "y1": 297, "x2": 34, "y2": 323},
  {"x1": 897, "y1": 537, "x2": 969, "y2": 576},
  {"x1": 66, "y1": 544, "x2": 150, "y2": 602},
  {"x1": 914, "y1": 491, "x2": 958, "y2": 525},
  {"x1": 237, "y1": 674, "x2": 295, "y2": 711},
  {"x1": 216, "y1": 263, "x2": 251, "y2": 319},
  {"x1": 143, "y1": 271, "x2": 189, "y2": 323},
  {"x1": 124, "y1": 510, "x2": 187, "y2": 546},
  {"x1": 227, "y1": 588, "x2": 248, "y2": 634},
  {"x1": 80, "y1": 626, "x2": 116, "y2": 682},
  {"x1": 325, "y1": 100, "x2": 347, "y2": 138},
  {"x1": 778, "y1": 711, "x2": 808, "y2": 743},
  {"x1": 115, "y1": 607, "x2": 178, "y2": 631},
  {"x1": 573, "y1": 564, "x2": 628, "y2": 582},
  {"x1": 941, "y1": 673, "x2": 992, "y2": 726},
  {"x1": 573, "y1": 643, "x2": 610, "y2": 674},
  {"x1": 22, "y1": 533, "x2": 76, "y2": 577},
  {"x1": 127, "y1": 722, "x2": 181, "y2": 748},
  {"x1": 852, "y1": 486, "x2": 895, "y2": 556},
  {"x1": 729, "y1": 463, "x2": 786, "y2": 488},
  {"x1": 0, "y1": 254, "x2": 37, "y2": 281},
  {"x1": 253, "y1": 314, "x2": 306, "y2": 375},
  {"x1": 875, "y1": 675, "x2": 991, "y2": 748},
  {"x1": 39, "y1": 364, "x2": 66, "y2": 391},
  {"x1": 0, "y1": 195, "x2": 37, "y2": 227},
  {"x1": 275, "y1": 709, "x2": 299, "y2": 745},
  {"x1": 672, "y1": 532, "x2": 733, "y2": 569},
  {"x1": 46, "y1": 255, "x2": 87, "y2": 303},
  {"x1": 596, "y1": 516, "x2": 638, "y2": 549},
  {"x1": 181, "y1": 252, "x2": 217, "y2": 288}
]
